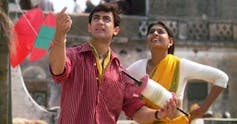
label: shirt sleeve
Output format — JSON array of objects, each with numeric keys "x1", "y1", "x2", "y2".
[
  {"x1": 49, "y1": 49, "x2": 73, "y2": 84},
  {"x1": 180, "y1": 59, "x2": 229, "y2": 88},
  {"x1": 122, "y1": 75, "x2": 145, "y2": 118}
]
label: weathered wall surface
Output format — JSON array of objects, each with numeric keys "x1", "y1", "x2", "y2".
[
  {"x1": 11, "y1": 13, "x2": 237, "y2": 118},
  {"x1": 9, "y1": 0, "x2": 237, "y2": 121},
  {"x1": 112, "y1": 42, "x2": 237, "y2": 117},
  {"x1": 149, "y1": 0, "x2": 237, "y2": 21}
]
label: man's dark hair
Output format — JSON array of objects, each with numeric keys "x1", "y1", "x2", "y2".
[
  {"x1": 147, "y1": 21, "x2": 175, "y2": 54},
  {"x1": 88, "y1": 3, "x2": 121, "y2": 27}
]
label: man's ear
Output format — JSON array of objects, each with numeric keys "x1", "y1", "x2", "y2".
[{"x1": 113, "y1": 26, "x2": 120, "y2": 36}]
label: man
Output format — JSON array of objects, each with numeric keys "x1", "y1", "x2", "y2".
[{"x1": 49, "y1": 3, "x2": 177, "y2": 124}]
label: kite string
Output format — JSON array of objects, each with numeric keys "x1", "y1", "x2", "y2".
[
  {"x1": 13, "y1": 0, "x2": 89, "y2": 38},
  {"x1": 14, "y1": 0, "x2": 38, "y2": 37}
]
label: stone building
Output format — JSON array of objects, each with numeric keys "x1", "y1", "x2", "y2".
[{"x1": 9, "y1": 0, "x2": 237, "y2": 123}]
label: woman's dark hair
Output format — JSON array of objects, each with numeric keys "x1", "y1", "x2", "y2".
[
  {"x1": 88, "y1": 3, "x2": 121, "y2": 27},
  {"x1": 147, "y1": 21, "x2": 175, "y2": 54}
]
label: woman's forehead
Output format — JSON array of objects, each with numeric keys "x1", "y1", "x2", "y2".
[{"x1": 151, "y1": 24, "x2": 165, "y2": 29}]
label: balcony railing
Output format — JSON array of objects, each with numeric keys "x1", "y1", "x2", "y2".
[
  {"x1": 9, "y1": 11, "x2": 237, "y2": 47},
  {"x1": 138, "y1": 18, "x2": 237, "y2": 46}
]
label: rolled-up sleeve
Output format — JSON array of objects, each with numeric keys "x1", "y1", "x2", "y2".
[
  {"x1": 50, "y1": 56, "x2": 72, "y2": 84},
  {"x1": 122, "y1": 77, "x2": 145, "y2": 118}
]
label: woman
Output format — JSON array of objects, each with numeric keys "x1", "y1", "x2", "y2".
[{"x1": 127, "y1": 21, "x2": 228, "y2": 123}]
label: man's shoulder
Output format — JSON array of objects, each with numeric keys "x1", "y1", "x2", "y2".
[{"x1": 67, "y1": 42, "x2": 91, "y2": 53}]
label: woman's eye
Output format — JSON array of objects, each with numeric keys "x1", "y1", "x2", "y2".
[
  {"x1": 158, "y1": 30, "x2": 165, "y2": 34},
  {"x1": 149, "y1": 29, "x2": 166, "y2": 35},
  {"x1": 149, "y1": 29, "x2": 156, "y2": 34}
]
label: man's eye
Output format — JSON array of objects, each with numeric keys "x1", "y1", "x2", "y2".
[
  {"x1": 92, "y1": 16, "x2": 100, "y2": 21},
  {"x1": 103, "y1": 16, "x2": 111, "y2": 22}
]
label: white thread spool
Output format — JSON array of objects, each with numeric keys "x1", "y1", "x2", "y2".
[
  {"x1": 122, "y1": 71, "x2": 173, "y2": 107},
  {"x1": 140, "y1": 78, "x2": 173, "y2": 107},
  {"x1": 122, "y1": 71, "x2": 190, "y2": 116}
]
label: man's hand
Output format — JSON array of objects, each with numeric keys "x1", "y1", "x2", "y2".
[
  {"x1": 54, "y1": 7, "x2": 72, "y2": 43},
  {"x1": 158, "y1": 95, "x2": 180, "y2": 119}
]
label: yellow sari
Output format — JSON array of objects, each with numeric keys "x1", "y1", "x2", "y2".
[{"x1": 143, "y1": 54, "x2": 189, "y2": 124}]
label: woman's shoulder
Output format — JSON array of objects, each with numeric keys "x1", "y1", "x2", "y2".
[
  {"x1": 127, "y1": 58, "x2": 148, "y2": 70},
  {"x1": 129, "y1": 58, "x2": 148, "y2": 67},
  {"x1": 127, "y1": 58, "x2": 148, "y2": 79}
]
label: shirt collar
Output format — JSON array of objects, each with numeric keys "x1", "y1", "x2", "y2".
[{"x1": 78, "y1": 42, "x2": 120, "y2": 63}]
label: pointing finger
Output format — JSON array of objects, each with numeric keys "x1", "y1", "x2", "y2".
[{"x1": 60, "y1": 7, "x2": 67, "y2": 14}]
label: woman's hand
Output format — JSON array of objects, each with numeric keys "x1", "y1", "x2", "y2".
[{"x1": 189, "y1": 107, "x2": 205, "y2": 121}]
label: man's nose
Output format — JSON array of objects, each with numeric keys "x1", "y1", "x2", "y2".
[{"x1": 97, "y1": 18, "x2": 105, "y2": 24}]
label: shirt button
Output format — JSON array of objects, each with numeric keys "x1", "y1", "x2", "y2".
[
  {"x1": 93, "y1": 63, "x2": 96, "y2": 66},
  {"x1": 96, "y1": 77, "x2": 99, "y2": 80}
]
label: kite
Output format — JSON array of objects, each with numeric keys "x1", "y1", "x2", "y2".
[{"x1": 10, "y1": 8, "x2": 56, "y2": 67}]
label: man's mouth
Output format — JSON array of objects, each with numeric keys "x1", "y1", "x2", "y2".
[{"x1": 95, "y1": 28, "x2": 105, "y2": 32}]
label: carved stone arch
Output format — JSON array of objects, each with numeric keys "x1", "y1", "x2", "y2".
[{"x1": 11, "y1": 66, "x2": 58, "y2": 123}]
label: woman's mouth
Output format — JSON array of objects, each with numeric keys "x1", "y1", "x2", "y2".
[{"x1": 151, "y1": 38, "x2": 160, "y2": 43}]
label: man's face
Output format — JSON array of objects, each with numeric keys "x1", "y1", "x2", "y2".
[{"x1": 88, "y1": 11, "x2": 120, "y2": 40}]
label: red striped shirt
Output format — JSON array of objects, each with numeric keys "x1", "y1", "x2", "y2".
[{"x1": 50, "y1": 42, "x2": 144, "y2": 124}]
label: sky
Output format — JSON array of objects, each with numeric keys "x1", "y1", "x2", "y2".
[
  {"x1": 11, "y1": 0, "x2": 101, "y2": 13},
  {"x1": 51, "y1": 0, "x2": 101, "y2": 13}
]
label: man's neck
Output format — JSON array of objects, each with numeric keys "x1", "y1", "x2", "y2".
[{"x1": 90, "y1": 40, "x2": 110, "y2": 57}]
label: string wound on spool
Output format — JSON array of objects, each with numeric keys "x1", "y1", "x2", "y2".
[{"x1": 121, "y1": 70, "x2": 190, "y2": 117}]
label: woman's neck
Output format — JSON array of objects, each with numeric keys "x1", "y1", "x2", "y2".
[
  {"x1": 147, "y1": 50, "x2": 167, "y2": 74},
  {"x1": 150, "y1": 50, "x2": 167, "y2": 66}
]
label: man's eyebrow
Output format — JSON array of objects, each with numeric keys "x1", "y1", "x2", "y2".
[{"x1": 92, "y1": 14, "x2": 99, "y2": 17}]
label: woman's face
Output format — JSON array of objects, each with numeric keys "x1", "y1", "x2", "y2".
[{"x1": 147, "y1": 24, "x2": 173, "y2": 51}]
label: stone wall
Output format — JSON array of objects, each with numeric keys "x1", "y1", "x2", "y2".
[
  {"x1": 9, "y1": 0, "x2": 237, "y2": 121},
  {"x1": 112, "y1": 41, "x2": 237, "y2": 118},
  {"x1": 11, "y1": 13, "x2": 237, "y2": 119},
  {"x1": 149, "y1": 0, "x2": 237, "y2": 21}
]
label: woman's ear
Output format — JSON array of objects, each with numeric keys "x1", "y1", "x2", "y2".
[{"x1": 168, "y1": 38, "x2": 174, "y2": 48}]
